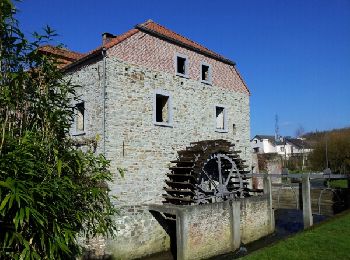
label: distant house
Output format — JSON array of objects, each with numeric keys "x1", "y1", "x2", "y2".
[{"x1": 251, "y1": 135, "x2": 312, "y2": 157}]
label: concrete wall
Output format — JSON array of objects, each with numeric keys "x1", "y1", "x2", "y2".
[
  {"x1": 184, "y1": 202, "x2": 232, "y2": 260},
  {"x1": 150, "y1": 195, "x2": 273, "y2": 260},
  {"x1": 240, "y1": 196, "x2": 271, "y2": 243}
]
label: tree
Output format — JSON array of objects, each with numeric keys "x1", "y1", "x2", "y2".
[
  {"x1": 309, "y1": 130, "x2": 350, "y2": 173},
  {"x1": 0, "y1": 1, "x2": 116, "y2": 259}
]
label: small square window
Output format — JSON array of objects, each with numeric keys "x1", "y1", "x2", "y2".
[
  {"x1": 153, "y1": 90, "x2": 173, "y2": 127},
  {"x1": 215, "y1": 105, "x2": 227, "y2": 132},
  {"x1": 75, "y1": 102, "x2": 85, "y2": 133},
  {"x1": 201, "y1": 63, "x2": 211, "y2": 83},
  {"x1": 175, "y1": 54, "x2": 188, "y2": 77}
]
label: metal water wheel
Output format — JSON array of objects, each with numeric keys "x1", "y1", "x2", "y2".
[{"x1": 163, "y1": 139, "x2": 251, "y2": 205}]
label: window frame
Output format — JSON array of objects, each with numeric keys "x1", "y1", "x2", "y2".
[
  {"x1": 200, "y1": 62, "x2": 212, "y2": 84},
  {"x1": 72, "y1": 101, "x2": 86, "y2": 136},
  {"x1": 174, "y1": 53, "x2": 189, "y2": 78},
  {"x1": 214, "y1": 104, "x2": 228, "y2": 133},
  {"x1": 153, "y1": 89, "x2": 173, "y2": 127}
]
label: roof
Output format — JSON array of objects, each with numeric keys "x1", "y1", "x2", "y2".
[
  {"x1": 64, "y1": 19, "x2": 236, "y2": 70},
  {"x1": 285, "y1": 138, "x2": 312, "y2": 149},
  {"x1": 38, "y1": 45, "x2": 84, "y2": 68},
  {"x1": 253, "y1": 135, "x2": 276, "y2": 142}
]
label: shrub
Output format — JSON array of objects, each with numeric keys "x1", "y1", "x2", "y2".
[{"x1": 0, "y1": 1, "x2": 116, "y2": 258}]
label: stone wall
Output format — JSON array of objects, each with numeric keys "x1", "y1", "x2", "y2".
[
  {"x1": 257, "y1": 153, "x2": 282, "y2": 184},
  {"x1": 67, "y1": 32, "x2": 251, "y2": 258}
]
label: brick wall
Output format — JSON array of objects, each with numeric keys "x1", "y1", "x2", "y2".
[{"x1": 108, "y1": 31, "x2": 249, "y2": 94}]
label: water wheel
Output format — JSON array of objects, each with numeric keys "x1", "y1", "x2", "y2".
[{"x1": 163, "y1": 139, "x2": 250, "y2": 205}]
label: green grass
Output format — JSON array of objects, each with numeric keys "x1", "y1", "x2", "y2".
[
  {"x1": 242, "y1": 210, "x2": 350, "y2": 260},
  {"x1": 328, "y1": 179, "x2": 348, "y2": 189}
]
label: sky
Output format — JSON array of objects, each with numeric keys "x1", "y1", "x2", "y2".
[{"x1": 16, "y1": 0, "x2": 350, "y2": 137}]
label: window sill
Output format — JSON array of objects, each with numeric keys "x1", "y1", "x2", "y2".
[
  {"x1": 201, "y1": 80, "x2": 212, "y2": 85},
  {"x1": 176, "y1": 73, "x2": 189, "y2": 79},
  {"x1": 153, "y1": 122, "x2": 173, "y2": 128},
  {"x1": 72, "y1": 131, "x2": 86, "y2": 136},
  {"x1": 215, "y1": 129, "x2": 228, "y2": 133}
]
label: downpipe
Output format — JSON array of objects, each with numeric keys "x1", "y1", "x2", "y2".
[{"x1": 102, "y1": 47, "x2": 107, "y2": 156}]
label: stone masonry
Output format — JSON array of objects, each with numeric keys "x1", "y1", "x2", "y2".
[{"x1": 66, "y1": 21, "x2": 251, "y2": 259}]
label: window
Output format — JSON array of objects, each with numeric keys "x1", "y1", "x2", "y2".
[
  {"x1": 253, "y1": 147, "x2": 260, "y2": 153},
  {"x1": 156, "y1": 95, "x2": 169, "y2": 123},
  {"x1": 153, "y1": 90, "x2": 173, "y2": 127},
  {"x1": 75, "y1": 102, "x2": 85, "y2": 134},
  {"x1": 254, "y1": 140, "x2": 258, "y2": 144},
  {"x1": 280, "y1": 146, "x2": 285, "y2": 152},
  {"x1": 215, "y1": 105, "x2": 227, "y2": 132},
  {"x1": 201, "y1": 63, "x2": 211, "y2": 83},
  {"x1": 175, "y1": 54, "x2": 188, "y2": 77}
]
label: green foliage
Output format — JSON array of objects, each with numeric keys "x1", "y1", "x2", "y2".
[
  {"x1": 0, "y1": 1, "x2": 116, "y2": 259},
  {"x1": 117, "y1": 167, "x2": 127, "y2": 178},
  {"x1": 327, "y1": 179, "x2": 348, "y2": 189},
  {"x1": 309, "y1": 130, "x2": 350, "y2": 173}
]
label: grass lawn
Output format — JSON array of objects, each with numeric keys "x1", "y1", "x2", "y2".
[
  {"x1": 242, "y1": 210, "x2": 350, "y2": 260},
  {"x1": 328, "y1": 179, "x2": 348, "y2": 189}
]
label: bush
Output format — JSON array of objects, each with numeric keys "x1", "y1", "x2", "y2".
[{"x1": 0, "y1": 1, "x2": 116, "y2": 258}]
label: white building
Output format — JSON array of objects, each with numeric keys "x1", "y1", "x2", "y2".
[{"x1": 251, "y1": 135, "x2": 312, "y2": 158}]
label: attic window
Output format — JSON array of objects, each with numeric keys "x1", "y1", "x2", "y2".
[
  {"x1": 201, "y1": 63, "x2": 211, "y2": 83},
  {"x1": 215, "y1": 105, "x2": 227, "y2": 132},
  {"x1": 153, "y1": 90, "x2": 173, "y2": 127},
  {"x1": 175, "y1": 54, "x2": 188, "y2": 77},
  {"x1": 75, "y1": 102, "x2": 85, "y2": 133}
]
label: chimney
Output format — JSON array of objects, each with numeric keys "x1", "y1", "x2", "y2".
[{"x1": 102, "y1": 32, "x2": 115, "y2": 45}]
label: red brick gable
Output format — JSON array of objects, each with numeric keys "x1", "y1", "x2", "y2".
[
  {"x1": 136, "y1": 20, "x2": 234, "y2": 65},
  {"x1": 64, "y1": 20, "x2": 250, "y2": 94},
  {"x1": 71, "y1": 20, "x2": 236, "y2": 67}
]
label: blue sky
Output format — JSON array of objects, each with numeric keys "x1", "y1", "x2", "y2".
[{"x1": 16, "y1": 0, "x2": 350, "y2": 137}]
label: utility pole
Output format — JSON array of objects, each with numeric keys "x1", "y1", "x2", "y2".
[
  {"x1": 325, "y1": 134, "x2": 329, "y2": 169},
  {"x1": 275, "y1": 114, "x2": 279, "y2": 142}
]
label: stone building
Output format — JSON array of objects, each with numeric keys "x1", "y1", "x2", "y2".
[{"x1": 44, "y1": 20, "x2": 251, "y2": 259}]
